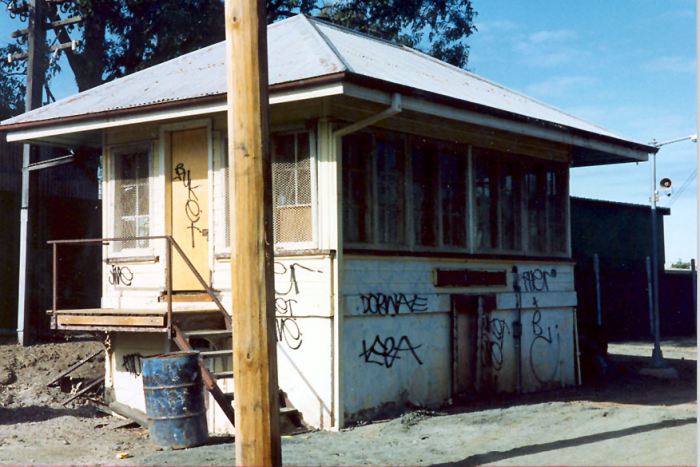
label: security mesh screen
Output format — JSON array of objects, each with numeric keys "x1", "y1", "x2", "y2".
[
  {"x1": 272, "y1": 133, "x2": 312, "y2": 244},
  {"x1": 113, "y1": 146, "x2": 150, "y2": 251}
]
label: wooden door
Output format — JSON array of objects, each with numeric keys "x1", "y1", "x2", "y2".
[
  {"x1": 452, "y1": 295, "x2": 478, "y2": 397},
  {"x1": 170, "y1": 128, "x2": 209, "y2": 291}
]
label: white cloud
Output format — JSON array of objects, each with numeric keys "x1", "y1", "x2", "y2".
[
  {"x1": 528, "y1": 29, "x2": 577, "y2": 44},
  {"x1": 514, "y1": 29, "x2": 582, "y2": 67},
  {"x1": 643, "y1": 56, "x2": 696, "y2": 74},
  {"x1": 475, "y1": 19, "x2": 518, "y2": 34},
  {"x1": 525, "y1": 75, "x2": 597, "y2": 98}
]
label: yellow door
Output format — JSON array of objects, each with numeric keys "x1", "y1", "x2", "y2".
[{"x1": 170, "y1": 128, "x2": 209, "y2": 291}]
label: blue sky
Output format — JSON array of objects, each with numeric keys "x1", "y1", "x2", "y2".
[
  {"x1": 467, "y1": 0, "x2": 697, "y2": 266},
  {"x1": 1, "y1": 1, "x2": 697, "y2": 265}
]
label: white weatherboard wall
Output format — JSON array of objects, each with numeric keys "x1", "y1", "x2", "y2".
[
  {"x1": 341, "y1": 256, "x2": 577, "y2": 422},
  {"x1": 106, "y1": 333, "x2": 169, "y2": 412},
  {"x1": 212, "y1": 254, "x2": 336, "y2": 431}
]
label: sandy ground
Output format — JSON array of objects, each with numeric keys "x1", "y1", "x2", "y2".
[{"x1": 0, "y1": 337, "x2": 696, "y2": 466}]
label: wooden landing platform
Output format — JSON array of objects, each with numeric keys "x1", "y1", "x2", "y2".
[{"x1": 48, "y1": 307, "x2": 225, "y2": 333}]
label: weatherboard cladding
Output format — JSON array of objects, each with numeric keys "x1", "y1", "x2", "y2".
[{"x1": 2, "y1": 15, "x2": 636, "y2": 147}]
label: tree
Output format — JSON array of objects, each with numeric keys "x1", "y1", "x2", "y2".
[
  {"x1": 670, "y1": 259, "x2": 692, "y2": 270},
  {"x1": 0, "y1": 0, "x2": 476, "y2": 118}
]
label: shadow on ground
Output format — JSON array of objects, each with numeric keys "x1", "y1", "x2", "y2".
[
  {"x1": 0, "y1": 405, "x2": 97, "y2": 425},
  {"x1": 446, "y1": 354, "x2": 696, "y2": 416},
  {"x1": 430, "y1": 416, "x2": 696, "y2": 467}
]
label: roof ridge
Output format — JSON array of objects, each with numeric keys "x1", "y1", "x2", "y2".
[
  {"x1": 307, "y1": 15, "x2": 411, "y2": 55},
  {"x1": 299, "y1": 15, "x2": 351, "y2": 73},
  {"x1": 401, "y1": 46, "x2": 620, "y2": 139}
]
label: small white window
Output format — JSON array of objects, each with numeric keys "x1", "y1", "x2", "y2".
[
  {"x1": 112, "y1": 144, "x2": 151, "y2": 251},
  {"x1": 219, "y1": 131, "x2": 315, "y2": 248},
  {"x1": 271, "y1": 132, "x2": 313, "y2": 245}
]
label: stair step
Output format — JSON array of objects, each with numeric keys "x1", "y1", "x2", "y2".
[
  {"x1": 200, "y1": 349, "x2": 233, "y2": 358},
  {"x1": 185, "y1": 329, "x2": 231, "y2": 338},
  {"x1": 213, "y1": 370, "x2": 234, "y2": 379}
]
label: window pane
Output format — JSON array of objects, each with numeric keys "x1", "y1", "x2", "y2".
[
  {"x1": 411, "y1": 142, "x2": 438, "y2": 247},
  {"x1": 525, "y1": 164, "x2": 546, "y2": 254},
  {"x1": 474, "y1": 153, "x2": 498, "y2": 251},
  {"x1": 499, "y1": 159, "x2": 521, "y2": 251},
  {"x1": 547, "y1": 166, "x2": 568, "y2": 254},
  {"x1": 114, "y1": 147, "x2": 150, "y2": 251},
  {"x1": 375, "y1": 138, "x2": 404, "y2": 244},
  {"x1": 440, "y1": 148, "x2": 466, "y2": 247},
  {"x1": 343, "y1": 133, "x2": 372, "y2": 243},
  {"x1": 272, "y1": 133, "x2": 313, "y2": 243}
]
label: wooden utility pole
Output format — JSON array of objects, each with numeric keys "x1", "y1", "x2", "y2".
[
  {"x1": 16, "y1": 0, "x2": 47, "y2": 345},
  {"x1": 225, "y1": 1, "x2": 282, "y2": 465}
]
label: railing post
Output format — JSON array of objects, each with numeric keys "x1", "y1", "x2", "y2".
[
  {"x1": 166, "y1": 237, "x2": 173, "y2": 339},
  {"x1": 52, "y1": 242, "x2": 57, "y2": 314}
]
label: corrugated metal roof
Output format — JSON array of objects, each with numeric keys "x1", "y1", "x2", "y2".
[{"x1": 1, "y1": 14, "x2": 634, "y2": 145}]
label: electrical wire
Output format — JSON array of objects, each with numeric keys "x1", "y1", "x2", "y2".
[{"x1": 668, "y1": 169, "x2": 697, "y2": 207}]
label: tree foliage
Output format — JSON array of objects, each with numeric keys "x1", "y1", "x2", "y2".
[
  {"x1": 0, "y1": 0, "x2": 476, "y2": 118},
  {"x1": 670, "y1": 259, "x2": 692, "y2": 270}
]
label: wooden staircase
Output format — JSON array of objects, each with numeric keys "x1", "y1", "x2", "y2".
[{"x1": 171, "y1": 318, "x2": 305, "y2": 434}]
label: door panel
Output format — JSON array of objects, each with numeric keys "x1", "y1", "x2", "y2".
[
  {"x1": 170, "y1": 128, "x2": 209, "y2": 291},
  {"x1": 453, "y1": 295, "x2": 478, "y2": 396}
]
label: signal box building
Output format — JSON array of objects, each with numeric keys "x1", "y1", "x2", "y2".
[{"x1": 0, "y1": 16, "x2": 654, "y2": 431}]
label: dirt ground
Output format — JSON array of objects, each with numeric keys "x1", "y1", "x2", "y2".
[{"x1": 0, "y1": 337, "x2": 696, "y2": 466}]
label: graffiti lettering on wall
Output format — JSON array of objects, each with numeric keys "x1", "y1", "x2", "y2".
[
  {"x1": 359, "y1": 335, "x2": 423, "y2": 368},
  {"x1": 275, "y1": 297, "x2": 302, "y2": 350},
  {"x1": 529, "y1": 298, "x2": 560, "y2": 384},
  {"x1": 481, "y1": 316, "x2": 510, "y2": 372},
  {"x1": 273, "y1": 262, "x2": 323, "y2": 350},
  {"x1": 174, "y1": 162, "x2": 203, "y2": 248},
  {"x1": 122, "y1": 353, "x2": 144, "y2": 376},
  {"x1": 360, "y1": 293, "x2": 428, "y2": 316},
  {"x1": 519, "y1": 268, "x2": 557, "y2": 293},
  {"x1": 108, "y1": 265, "x2": 133, "y2": 286}
]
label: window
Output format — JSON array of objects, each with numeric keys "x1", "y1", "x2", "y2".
[
  {"x1": 112, "y1": 145, "x2": 150, "y2": 251},
  {"x1": 439, "y1": 147, "x2": 467, "y2": 248},
  {"x1": 375, "y1": 137, "x2": 405, "y2": 245},
  {"x1": 411, "y1": 141, "x2": 438, "y2": 247},
  {"x1": 343, "y1": 133, "x2": 373, "y2": 243},
  {"x1": 474, "y1": 150, "x2": 523, "y2": 253},
  {"x1": 271, "y1": 132, "x2": 313, "y2": 244},
  {"x1": 220, "y1": 132, "x2": 315, "y2": 247},
  {"x1": 342, "y1": 130, "x2": 568, "y2": 257}
]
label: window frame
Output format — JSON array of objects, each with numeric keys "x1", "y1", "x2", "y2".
[
  {"x1": 342, "y1": 128, "x2": 571, "y2": 259},
  {"x1": 214, "y1": 128, "x2": 318, "y2": 253},
  {"x1": 107, "y1": 141, "x2": 155, "y2": 256}
]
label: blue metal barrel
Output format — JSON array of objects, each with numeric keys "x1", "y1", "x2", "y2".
[{"x1": 142, "y1": 351, "x2": 208, "y2": 449}]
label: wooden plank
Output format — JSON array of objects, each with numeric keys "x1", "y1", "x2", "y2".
[
  {"x1": 57, "y1": 314, "x2": 165, "y2": 327},
  {"x1": 226, "y1": 0, "x2": 282, "y2": 464},
  {"x1": 53, "y1": 308, "x2": 165, "y2": 316},
  {"x1": 47, "y1": 349, "x2": 104, "y2": 387},
  {"x1": 106, "y1": 401, "x2": 149, "y2": 428}
]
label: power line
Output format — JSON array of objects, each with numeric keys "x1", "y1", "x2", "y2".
[{"x1": 669, "y1": 170, "x2": 697, "y2": 207}]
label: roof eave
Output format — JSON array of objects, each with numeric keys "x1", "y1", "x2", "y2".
[{"x1": 341, "y1": 73, "x2": 655, "y2": 162}]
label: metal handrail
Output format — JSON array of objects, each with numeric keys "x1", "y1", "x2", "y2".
[{"x1": 49, "y1": 235, "x2": 232, "y2": 337}]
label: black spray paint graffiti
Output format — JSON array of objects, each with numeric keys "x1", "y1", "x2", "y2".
[
  {"x1": 359, "y1": 335, "x2": 423, "y2": 368},
  {"x1": 481, "y1": 316, "x2": 510, "y2": 372},
  {"x1": 122, "y1": 353, "x2": 144, "y2": 376},
  {"x1": 108, "y1": 265, "x2": 133, "y2": 286},
  {"x1": 174, "y1": 162, "x2": 203, "y2": 248},
  {"x1": 519, "y1": 268, "x2": 557, "y2": 293},
  {"x1": 529, "y1": 297, "x2": 560, "y2": 384},
  {"x1": 360, "y1": 293, "x2": 428, "y2": 316},
  {"x1": 275, "y1": 297, "x2": 302, "y2": 350},
  {"x1": 273, "y1": 262, "x2": 323, "y2": 350}
]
